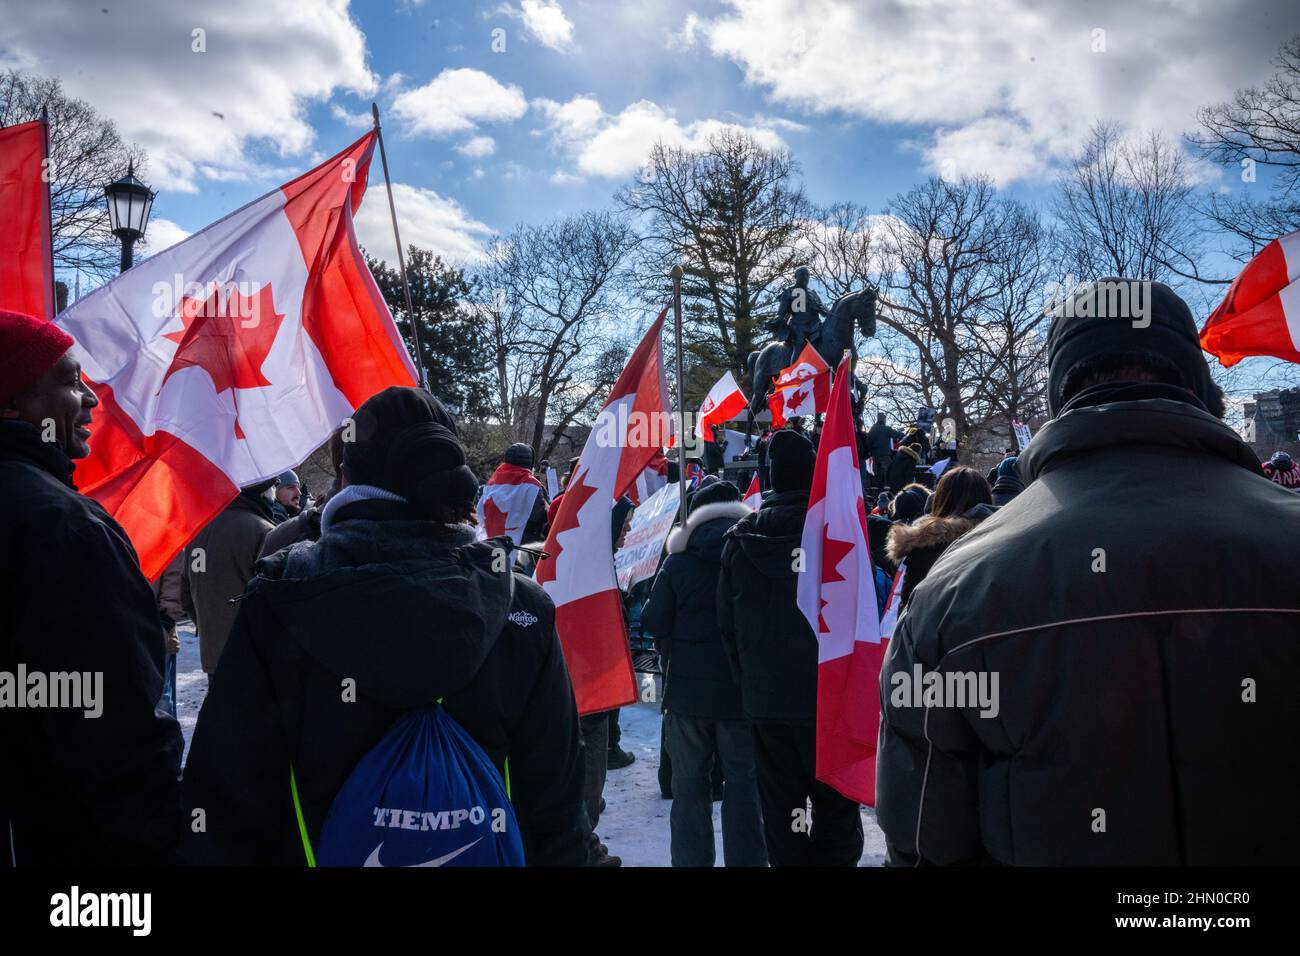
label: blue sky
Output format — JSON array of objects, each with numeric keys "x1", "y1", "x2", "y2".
[{"x1": 1, "y1": 0, "x2": 1294, "y2": 296}]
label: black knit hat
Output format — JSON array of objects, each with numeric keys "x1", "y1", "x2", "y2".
[
  {"x1": 769, "y1": 429, "x2": 816, "y2": 493},
  {"x1": 503, "y1": 442, "x2": 535, "y2": 468},
  {"x1": 1047, "y1": 278, "x2": 1216, "y2": 416},
  {"x1": 689, "y1": 478, "x2": 740, "y2": 514},
  {"x1": 343, "y1": 387, "x2": 478, "y2": 517}
]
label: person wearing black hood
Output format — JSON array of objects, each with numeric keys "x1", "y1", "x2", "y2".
[
  {"x1": 877, "y1": 279, "x2": 1300, "y2": 865},
  {"x1": 864, "y1": 412, "x2": 904, "y2": 492},
  {"x1": 182, "y1": 387, "x2": 587, "y2": 866},
  {"x1": 718, "y1": 429, "x2": 864, "y2": 866},
  {"x1": 643, "y1": 480, "x2": 766, "y2": 867}
]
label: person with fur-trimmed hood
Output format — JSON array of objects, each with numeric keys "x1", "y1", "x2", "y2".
[
  {"x1": 642, "y1": 480, "x2": 766, "y2": 867},
  {"x1": 886, "y1": 466, "x2": 994, "y2": 612}
]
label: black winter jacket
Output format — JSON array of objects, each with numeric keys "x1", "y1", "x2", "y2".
[
  {"x1": 885, "y1": 444, "x2": 921, "y2": 492},
  {"x1": 717, "y1": 490, "x2": 817, "y2": 722},
  {"x1": 877, "y1": 387, "x2": 1300, "y2": 865},
  {"x1": 0, "y1": 420, "x2": 183, "y2": 866},
  {"x1": 182, "y1": 501, "x2": 587, "y2": 866},
  {"x1": 642, "y1": 501, "x2": 753, "y2": 720}
]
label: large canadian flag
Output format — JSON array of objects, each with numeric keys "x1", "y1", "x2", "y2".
[
  {"x1": 536, "y1": 308, "x2": 669, "y2": 715},
  {"x1": 696, "y1": 370, "x2": 748, "y2": 442},
  {"x1": 0, "y1": 120, "x2": 54, "y2": 320},
  {"x1": 768, "y1": 343, "x2": 830, "y2": 427},
  {"x1": 477, "y1": 462, "x2": 544, "y2": 546},
  {"x1": 56, "y1": 132, "x2": 417, "y2": 580},
  {"x1": 796, "y1": 355, "x2": 886, "y2": 806},
  {"x1": 1200, "y1": 230, "x2": 1300, "y2": 366}
]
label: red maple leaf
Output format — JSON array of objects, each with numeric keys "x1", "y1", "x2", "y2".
[
  {"x1": 785, "y1": 385, "x2": 809, "y2": 413},
  {"x1": 817, "y1": 525, "x2": 855, "y2": 634},
  {"x1": 162, "y1": 283, "x2": 285, "y2": 395},
  {"x1": 482, "y1": 495, "x2": 510, "y2": 538},
  {"x1": 535, "y1": 471, "x2": 599, "y2": 588}
]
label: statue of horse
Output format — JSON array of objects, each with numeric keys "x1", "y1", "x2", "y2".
[{"x1": 745, "y1": 285, "x2": 877, "y2": 420}]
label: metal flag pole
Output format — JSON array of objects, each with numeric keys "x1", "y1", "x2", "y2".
[
  {"x1": 671, "y1": 264, "x2": 689, "y2": 527},
  {"x1": 371, "y1": 102, "x2": 429, "y2": 391}
]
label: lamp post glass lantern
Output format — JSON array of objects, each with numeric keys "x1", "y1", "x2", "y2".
[{"x1": 104, "y1": 162, "x2": 154, "y2": 273}]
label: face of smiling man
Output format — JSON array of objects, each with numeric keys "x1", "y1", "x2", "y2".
[{"x1": 1, "y1": 351, "x2": 100, "y2": 459}]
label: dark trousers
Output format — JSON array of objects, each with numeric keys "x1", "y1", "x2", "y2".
[
  {"x1": 607, "y1": 708, "x2": 622, "y2": 751},
  {"x1": 665, "y1": 712, "x2": 766, "y2": 867},
  {"x1": 751, "y1": 721, "x2": 863, "y2": 866},
  {"x1": 579, "y1": 712, "x2": 608, "y2": 833}
]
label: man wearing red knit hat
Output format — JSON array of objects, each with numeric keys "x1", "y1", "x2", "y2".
[{"x1": 0, "y1": 310, "x2": 182, "y2": 867}]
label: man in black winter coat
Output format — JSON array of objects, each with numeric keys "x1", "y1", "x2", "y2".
[
  {"x1": 878, "y1": 279, "x2": 1300, "y2": 865},
  {"x1": 718, "y1": 430, "x2": 864, "y2": 866},
  {"x1": 643, "y1": 480, "x2": 765, "y2": 867},
  {"x1": 0, "y1": 310, "x2": 183, "y2": 866},
  {"x1": 864, "y1": 413, "x2": 903, "y2": 492},
  {"x1": 182, "y1": 387, "x2": 586, "y2": 866}
]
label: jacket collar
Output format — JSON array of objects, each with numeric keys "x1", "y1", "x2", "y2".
[
  {"x1": 666, "y1": 500, "x2": 753, "y2": 555},
  {"x1": 1021, "y1": 396, "x2": 1260, "y2": 483},
  {"x1": 0, "y1": 419, "x2": 75, "y2": 487}
]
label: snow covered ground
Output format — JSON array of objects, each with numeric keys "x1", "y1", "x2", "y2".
[{"x1": 176, "y1": 624, "x2": 886, "y2": 866}]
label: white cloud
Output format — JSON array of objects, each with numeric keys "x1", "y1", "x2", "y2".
[
  {"x1": 0, "y1": 0, "x2": 376, "y2": 192},
  {"x1": 139, "y1": 218, "x2": 191, "y2": 258},
  {"x1": 520, "y1": 1, "x2": 575, "y2": 51},
  {"x1": 535, "y1": 96, "x2": 789, "y2": 179},
  {"x1": 331, "y1": 103, "x2": 374, "y2": 131},
  {"x1": 353, "y1": 182, "x2": 493, "y2": 266},
  {"x1": 456, "y1": 135, "x2": 497, "y2": 158},
  {"x1": 692, "y1": 0, "x2": 1291, "y2": 184},
  {"x1": 390, "y1": 68, "x2": 527, "y2": 137}
]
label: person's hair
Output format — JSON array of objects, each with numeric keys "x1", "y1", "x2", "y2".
[
  {"x1": 930, "y1": 466, "x2": 991, "y2": 518},
  {"x1": 1060, "y1": 352, "x2": 1226, "y2": 418}
]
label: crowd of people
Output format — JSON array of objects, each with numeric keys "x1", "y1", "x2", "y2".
[{"x1": 2, "y1": 276, "x2": 1298, "y2": 867}]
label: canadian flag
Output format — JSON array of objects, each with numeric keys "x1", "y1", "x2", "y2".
[
  {"x1": 536, "y1": 308, "x2": 669, "y2": 715},
  {"x1": 796, "y1": 354, "x2": 886, "y2": 806},
  {"x1": 768, "y1": 343, "x2": 831, "y2": 427},
  {"x1": 477, "y1": 462, "x2": 544, "y2": 546},
  {"x1": 1200, "y1": 230, "x2": 1300, "y2": 366},
  {"x1": 743, "y1": 472, "x2": 762, "y2": 509},
  {"x1": 696, "y1": 370, "x2": 748, "y2": 442},
  {"x1": 0, "y1": 120, "x2": 54, "y2": 320},
  {"x1": 56, "y1": 132, "x2": 417, "y2": 580}
]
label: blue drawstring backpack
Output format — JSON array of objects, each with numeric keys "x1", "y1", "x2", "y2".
[{"x1": 293, "y1": 704, "x2": 525, "y2": 867}]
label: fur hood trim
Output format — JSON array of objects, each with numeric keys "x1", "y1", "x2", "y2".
[
  {"x1": 886, "y1": 514, "x2": 978, "y2": 562},
  {"x1": 666, "y1": 501, "x2": 754, "y2": 554}
]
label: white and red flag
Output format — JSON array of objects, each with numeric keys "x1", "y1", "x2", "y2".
[
  {"x1": 477, "y1": 462, "x2": 544, "y2": 546},
  {"x1": 768, "y1": 343, "x2": 830, "y2": 427},
  {"x1": 1200, "y1": 229, "x2": 1300, "y2": 366},
  {"x1": 696, "y1": 369, "x2": 748, "y2": 442},
  {"x1": 536, "y1": 308, "x2": 669, "y2": 715},
  {"x1": 0, "y1": 119, "x2": 54, "y2": 320},
  {"x1": 796, "y1": 354, "x2": 886, "y2": 806},
  {"x1": 56, "y1": 132, "x2": 417, "y2": 580},
  {"x1": 743, "y1": 472, "x2": 762, "y2": 509}
]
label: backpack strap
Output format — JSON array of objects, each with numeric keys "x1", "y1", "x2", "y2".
[{"x1": 289, "y1": 765, "x2": 317, "y2": 867}]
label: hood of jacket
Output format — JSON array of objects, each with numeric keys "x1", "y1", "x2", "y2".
[
  {"x1": 1021, "y1": 391, "x2": 1260, "y2": 483},
  {"x1": 725, "y1": 489, "x2": 807, "y2": 578},
  {"x1": 666, "y1": 501, "x2": 752, "y2": 560},
  {"x1": 886, "y1": 503, "x2": 996, "y2": 563},
  {"x1": 894, "y1": 443, "x2": 921, "y2": 464},
  {"x1": 246, "y1": 502, "x2": 515, "y2": 708}
]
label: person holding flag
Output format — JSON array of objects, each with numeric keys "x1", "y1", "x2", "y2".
[
  {"x1": 718, "y1": 425, "x2": 865, "y2": 866},
  {"x1": 477, "y1": 443, "x2": 549, "y2": 549}
]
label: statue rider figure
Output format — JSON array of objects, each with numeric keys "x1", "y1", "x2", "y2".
[{"x1": 770, "y1": 266, "x2": 830, "y2": 357}]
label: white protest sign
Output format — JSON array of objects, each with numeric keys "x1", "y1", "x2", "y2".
[
  {"x1": 614, "y1": 480, "x2": 681, "y2": 590},
  {"x1": 1012, "y1": 419, "x2": 1033, "y2": 452}
]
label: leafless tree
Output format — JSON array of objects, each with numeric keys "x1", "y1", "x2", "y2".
[
  {"x1": 618, "y1": 129, "x2": 811, "y2": 401},
  {"x1": 477, "y1": 210, "x2": 637, "y2": 461},
  {"x1": 0, "y1": 69, "x2": 145, "y2": 281},
  {"x1": 1054, "y1": 122, "x2": 1203, "y2": 285},
  {"x1": 1191, "y1": 34, "x2": 1300, "y2": 257}
]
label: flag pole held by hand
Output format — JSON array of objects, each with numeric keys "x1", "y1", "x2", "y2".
[
  {"x1": 671, "y1": 264, "x2": 689, "y2": 527},
  {"x1": 371, "y1": 102, "x2": 429, "y2": 391}
]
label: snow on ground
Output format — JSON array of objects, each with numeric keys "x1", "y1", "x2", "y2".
[{"x1": 176, "y1": 625, "x2": 886, "y2": 866}]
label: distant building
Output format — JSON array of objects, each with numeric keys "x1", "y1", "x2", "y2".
[{"x1": 1243, "y1": 388, "x2": 1300, "y2": 462}]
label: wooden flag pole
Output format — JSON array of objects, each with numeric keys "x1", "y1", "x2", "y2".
[
  {"x1": 671, "y1": 264, "x2": 689, "y2": 527},
  {"x1": 371, "y1": 102, "x2": 429, "y2": 391}
]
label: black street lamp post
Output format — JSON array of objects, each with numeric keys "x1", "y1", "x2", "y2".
[{"x1": 104, "y1": 162, "x2": 154, "y2": 273}]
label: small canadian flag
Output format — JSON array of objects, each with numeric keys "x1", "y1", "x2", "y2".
[
  {"x1": 768, "y1": 343, "x2": 831, "y2": 427},
  {"x1": 696, "y1": 370, "x2": 748, "y2": 442},
  {"x1": 743, "y1": 472, "x2": 762, "y2": 509}
]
